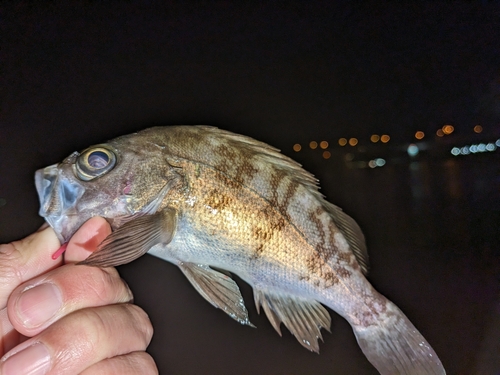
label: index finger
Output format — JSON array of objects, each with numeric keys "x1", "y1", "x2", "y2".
[
  {"x1": 0, "y1": 225, "x2": 61, "y2": 307},
  {"x1": 63, "y1": 216, "x2": 112, "y2": 264}
]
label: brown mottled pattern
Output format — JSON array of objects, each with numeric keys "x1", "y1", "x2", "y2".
[
  {"x1": 205, "y1": 188, "x2": 233, "y2": 211},
  {"x1": 124, "y1": 127, "x2": 366, "y2": 293}
]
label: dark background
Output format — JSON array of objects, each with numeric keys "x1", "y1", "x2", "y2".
[{"x1": 1, "y1": 2, "x2": 499, "y2": 374}]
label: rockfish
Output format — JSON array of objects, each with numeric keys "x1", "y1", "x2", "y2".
[{"x1": 35, "y1": 126, "x2": 445, "y2": 374}]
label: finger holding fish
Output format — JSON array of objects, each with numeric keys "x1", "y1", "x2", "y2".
[{"x1": 0, "y1": 217, "x2": 156, "y2": 375}]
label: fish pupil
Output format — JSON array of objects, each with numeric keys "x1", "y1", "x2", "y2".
[{"x1": 88, "y1": 151, "x2": 109, "y2": 169}]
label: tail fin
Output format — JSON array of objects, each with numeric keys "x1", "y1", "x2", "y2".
[{"x1": 352, "y1": 302, "x2": 445, "y2": 375}]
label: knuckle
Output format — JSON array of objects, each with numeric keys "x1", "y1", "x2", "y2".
[
  {"x1": 126, "y1": 304, "x2": 154, "y2": 345},
  {"x1": 62, "y1": 265, "x2": 133, "y2": 306},
  {"x1": 131, "y1": 352, "x2": 159, "y2": 375},
  {"x1": 118, "y1": 352, "x2": 158, "y2": 374},
  {"x1": 85, "y1": 268, "x2": 124, "y2": 303},
  {"x1": 142, "y1": 353, "x2": 159, "y2": 375},
  {"x1": 100, "y1": 268, "x2": 134, "y2": 303},
  {"x1": 47, "y1": 309, "x2": 103, "y2": 366},
  {"x1": 0, "y1": 243, "x2": 25, "y2": 285}
]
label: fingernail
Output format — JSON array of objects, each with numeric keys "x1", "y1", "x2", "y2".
[
  {"x1": 1, "y1": 342, "x2": 51, "y2": 375},
  {"x1": 16, "y1": 284, "x2": 62, "y2": 328}
]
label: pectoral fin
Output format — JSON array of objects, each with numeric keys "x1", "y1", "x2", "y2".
[
  {"x1": 178, "y1": 263, "x2": 254, "y2": 327},
  {"x1": 79, "y1": 208, "x2": 177, "y2": 267},
  {"x1": 254, "y1": 289, "x2": 331, "y2": 353}
]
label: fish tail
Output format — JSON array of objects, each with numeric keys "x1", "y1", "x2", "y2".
[{"x1": 352, "y1": 301, "x2": 445, "y2": 375}]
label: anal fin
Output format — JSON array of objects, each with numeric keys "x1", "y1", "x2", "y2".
[
  {"x1": 178, "y1": 263, "x2": 254, "y2": 327},
  {"x1": 254, "y1": 290, "x2": 331, "y2": 353}
]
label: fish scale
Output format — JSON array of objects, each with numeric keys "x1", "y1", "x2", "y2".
[{"x1": 35, "y1": 125, "x2": 446, "y2": 374}]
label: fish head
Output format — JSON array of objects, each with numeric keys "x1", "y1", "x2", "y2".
[{"x1": 35, "y1": 135, "x2": 175, "y2": 244}]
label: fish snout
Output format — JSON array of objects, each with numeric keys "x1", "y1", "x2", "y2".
[
  {"x1": 36, "y1": 164, "x2": 83, "y2": 216},
  {"x1": 35, "y1": 164, "x2": 85, "y2": 242}
]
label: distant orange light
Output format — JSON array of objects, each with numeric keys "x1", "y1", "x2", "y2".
[
  {"x1": 442, "y1": 125, "x2": 454, "y2": 135},
  {"x1": 293, "y1": 144, "x2": 301, "y2": 152},
  {"x1": 415, "y1": 131, "x2": 425, "y2": 140},
  {"x1": 322, "y1": 151, "x2": 331, "y2": 159},
  {"x1": 338, "y1": 138, "x2": 347, "y2": 146},
  {"x1": 319, "y1": 141, "x2": 329, "y2": 149},
  {"x1": 309, "y1": 141, "x2": 318, "y2": 150},
  {"x1": 474, "y1": 125, "x2": 483, "y2": 133},
  {"x1": 348, "y1": 138, "x2": 358, "y2": 146},
  {"x1": 436, "y1": 129, "x2": 444, "y2": 137},
  {"x1": 380, "y1": 135, "x2": 390, "y2": 143},
  {"x1": 370, "y1": 134, "x2": 380, "y2": 143}
]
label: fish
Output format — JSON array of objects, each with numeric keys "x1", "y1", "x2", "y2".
[{"x1": 35, "y1": 125, "x2": 445, "y2": 374}]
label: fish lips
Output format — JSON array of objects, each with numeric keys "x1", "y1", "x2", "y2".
[{"x1": 35, "y1": 164, "x2": 85, "y2": 244}]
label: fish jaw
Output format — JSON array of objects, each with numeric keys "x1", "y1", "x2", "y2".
[{"x1": 35, "y1": 164, "x2": 86, "y2": 243}]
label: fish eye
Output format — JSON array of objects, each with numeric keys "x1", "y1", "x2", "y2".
[{"x1": 75, "y1": 146, "x2": 116, "y2": 181}]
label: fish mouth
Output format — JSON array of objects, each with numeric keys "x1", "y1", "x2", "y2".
[{"x1": 35, "y1": 164, "x2": 85, "y2": 243}]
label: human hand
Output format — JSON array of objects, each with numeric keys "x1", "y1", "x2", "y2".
[{"x1": 0, "y1": 217, "x2": 158, "y2": 374}]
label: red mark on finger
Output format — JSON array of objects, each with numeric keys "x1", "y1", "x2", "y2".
[
  {"x1": 73, "y1": 226, "x2": 109, "y2": 252},
  {"x1": 52, "y1": 243, "x2": 68, "y2": 260}
]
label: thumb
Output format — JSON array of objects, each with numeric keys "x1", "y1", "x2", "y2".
[{"x1": 0, "y1": 225, "x2": 61, "y2": 308}]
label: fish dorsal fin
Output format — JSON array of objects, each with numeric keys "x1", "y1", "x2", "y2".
[
  {"x1": 178, "y1": 262, "x2": 254, "y2": 327},
  {"x1": 79, "y1": 208, "x2": 177, "y2": 267},
  {"x1": 253, "y1": 289, "x2": 331, "y2": 353},
  {"x1": 194, "y1": 126, "x2": 320, "y2": 188},
  {"x1": 323, "y1": 202, "x2": 369, "y2": 275}
]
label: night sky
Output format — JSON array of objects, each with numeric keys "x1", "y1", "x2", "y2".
[
  {"x1": 3, "y1": 2, "x2": 500, "y2": 147},
  {"x1": 1, "y1": 2, "x2": 500, "y2": 374}
]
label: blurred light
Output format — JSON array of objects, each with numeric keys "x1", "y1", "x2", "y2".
[
  {"x1": 368, "y1": 158, "x2": 386, "y2": 168},
  {"x1": 309, "y1": 141, "x2": 318, "y2": 150},
  {"x1": 322, "y1": 151, "x2": 331, "y2": 159},
  {"x1": 320, "y1": 141, "x2": 329, "y2": 149},
  {"x1": 380, "y1": 135, "x2": 390, "y2": 143},
  {"x1": 349, "y1": 138, "x2": 358, "y2": 146},
  {"x1": 452, "y1": 141, "x2": 498, "y2": 156},
  {"x1": 474, "y1": 125, "x2": 483, "y2": 133},
  {"x1": 415, "y1": 131, "x2": 425, "y2": 140},
  {"x1": 370, "y1": 134, "x2": 380, "y2": 143},
  {"x1": 0, "y1": 198, "x2": 6, "y2": 208},
  {"x1": 496, "y1": 139, "x2": 500, "y2": 147},
  {"x1": 407, "y1": 144, "x2": 419, "y2": 157},
  {"x1": 436, "y1": 129, "x2": 444, "y2": 137},
  {"x1": 442, "y1": 125, "x2": 454, "y2": 135},
  {"x1": 338, "y1": 138, "x2": 347, "y2": 146},
  {"x1": 345, "y1": 153, "x2": 354, "y2": 161},
  {"x1": 293, "y1": 144, "x2": 301, "y2": 152}
]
